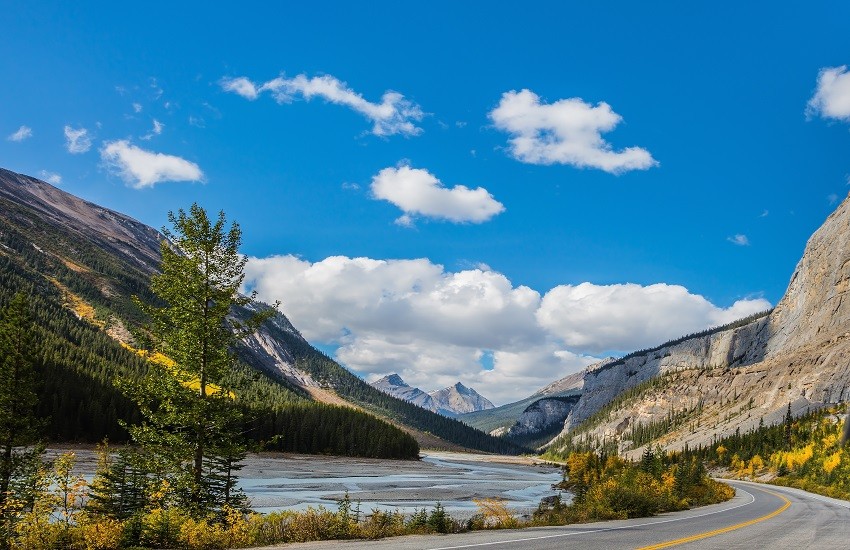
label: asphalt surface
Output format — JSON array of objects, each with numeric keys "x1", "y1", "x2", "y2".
[{"x1": 257, "y1": 480, "x2": 850, "y2": 549}]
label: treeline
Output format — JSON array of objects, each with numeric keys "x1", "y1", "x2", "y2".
[
  {"x1": 248, "y1": 403, "x2": 418, "y2": 459},
  {"x1": 695, "y1": 404, "x2": 850, "y2": 499}
]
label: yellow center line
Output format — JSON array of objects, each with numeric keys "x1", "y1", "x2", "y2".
[{"x1": 635, "y1": 488, "x2": 791, "y2": 550}]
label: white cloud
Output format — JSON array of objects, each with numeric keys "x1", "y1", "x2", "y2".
[
  {"x1": 727, "y1": 234, "x2": 750, "y2": 246},
  {"x1": 807, "y1": 66, "x2": 850, "y2": 121},
  {"x1": 221, "y1": 76, "x2": 259, "y2": 100},
  {"x1": 243, "y1": 255, "x2": 769, "y2": 403},
  {"x1": 221, "y1": 73, "x2": 424, "y2": 136},
  {"x1": 141, "y1": 119, "x2": 165, "y2": 140},
  {"x1": 489, "y1": 89, "x2": 657, "y2": 173},
  {"x1": 7, "y1": 125, "x2": 32, "y2": 142},
  {"x1": 536, "y1": 282, "x2": 770, "y2": 354},
  {"x1": 371, "y1": 165, "x2": 505, "y2": 225},
  {"x1": 132, "y1": 102, "x2": 143, "y2": 113},
  {"x1": 64, "y1": 126, "x2": 92, "y2": 154},
  {"x1": 100, "y1": 140, "x2": 204, "y2": 189},
  {"x1": 38, "y1": 170, "x2": 62, "y2": 185}
]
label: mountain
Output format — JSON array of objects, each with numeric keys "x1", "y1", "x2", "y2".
[
  {"x1": 0, "y1": 167, "x2": 525, "y2": 456},
  {"x1": 429, "y1": 382, "x2": 495, "y2": 416},
  {"x1": 371, "y1": 374, "x2": 436, "y2": 410},
  {"x1": 370, "y1": 375, "x2": 495, "y2": 417},
  {"x1": 459, "y1": 360, "x2": 605, "y2": 443},
  {"x1": 545, "y1": 193, "x2": 850, "y2": 458}
]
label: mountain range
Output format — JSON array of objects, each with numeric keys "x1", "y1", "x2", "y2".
[
  {"x1": 0, "y1": 167, "x2": 525, "y2": 456},
  {"x1": 5, "y1": 163, "x2": 850, "y2": 461},
  {"x1": 370, "y1": 374, "x2": 494, "y2": 416}
]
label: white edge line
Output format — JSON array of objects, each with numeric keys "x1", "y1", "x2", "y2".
[{"x1": 426, "y1": 486, "x2": 757, "y2": 550}]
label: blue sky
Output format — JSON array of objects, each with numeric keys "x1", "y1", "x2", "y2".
[{"x1": 3, "y1": 2, "x2": 850, "y2": 402}]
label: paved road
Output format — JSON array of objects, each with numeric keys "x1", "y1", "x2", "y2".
[{"x1": 258, "y1": 481, "x2": 850, "y2": 549}]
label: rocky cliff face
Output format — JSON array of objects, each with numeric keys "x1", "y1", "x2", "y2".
[
  {"x1": 507, "y1": 396, "x2": 580, "y2": 437},
  {"x1": 548, "y1": 194, "x2": 850, "y2": 456}
]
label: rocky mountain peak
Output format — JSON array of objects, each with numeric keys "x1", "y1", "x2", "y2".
[{"x1": 382, "y1": 373, "x2": 408, "y2": 387}]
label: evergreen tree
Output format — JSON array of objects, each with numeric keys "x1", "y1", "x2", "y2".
[
  {"x1": 125, "y1": 204, "x2": 273, "y2": 514},
  {"x1": 783, "y1": 402, "x2": 793, "y2": 450},
  {"x1": 0, "y1": 292, "x2": 42, "y2": 510}
]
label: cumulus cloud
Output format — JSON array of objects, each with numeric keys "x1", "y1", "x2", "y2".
[
  {"x1": 371, "y1": 165, "x2": 505, "y2": 225},
  {"x1": 64, "y1": 126, "x2": 92, "y2": 153},
  {"x1": 727, "y1": 234, "x2": 750, "y2": 246},
  {"x1": 536, "y1": 282, "x2": 770, "y2": 354},
  {"x1": 100, "y1": 140, "x2": 203, "y2": 189},
  {"x1": 807, "y1": 66, "x2": 850, "y2": 121},
  {"x1": 132, "y1": 102, "x2": 143, "y2": 113},
  {"x1": 38, "y1": 170, "x2": 62, "y2": 185},
  {"x1": 489, "y1": 89, "x2": 657, "y2": 173},
  {"x1": 244, "y1": 255, "x2": 769, "y2": 403},
  {"x1": 221, "y1": 73, "x2": 424, "y2": 136},
  {"x1": 7, "y1": 125, "x2": 32, "y2": 142}
]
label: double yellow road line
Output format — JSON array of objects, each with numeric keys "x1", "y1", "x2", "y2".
[{"x1": 636, "y1": 488, "x2": 791, "y2": 549}]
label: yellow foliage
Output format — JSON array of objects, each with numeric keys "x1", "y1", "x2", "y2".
[
  {"x1": 77, "y1": 515, "x2": 123, "y2": 550},
  {"x1": 49, "y1": 278, "x2": 105, "y2": 328},
  {"x1": 472, "y1": 498, "x2": 519, "y2": 528},
  {"x1": 822, "y1": 432, "x2": 839, "y2": 448},
  {"x1": 120, "y1": 342, "x2": 233, "y2": 398},
  {"x1": 824, "y1": 451, "x2": 842, "y2": 474}
]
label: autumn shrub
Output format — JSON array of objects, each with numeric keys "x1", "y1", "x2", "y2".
[{"x1": 358, "y1": 509, "x2": 406, "y2": 539}]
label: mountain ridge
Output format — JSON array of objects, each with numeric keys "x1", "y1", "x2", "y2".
[{"x1": 370, "y1": 373, "x2": 495, "y2": 416}]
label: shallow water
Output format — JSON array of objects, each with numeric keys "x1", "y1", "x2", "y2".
[{"x1": 239, "y1": 452, "x2": 567, "y2": 517}]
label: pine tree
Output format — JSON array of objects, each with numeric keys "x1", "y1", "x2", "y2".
[
  {"x1": 125, "y1": 204, "x2": 274, "y2": 514},
  {"x1": 783, "y1": 402, "x2": 793, "y2": 450},
  {"x1": 0, "y1": 292, "x2": 42, "y2": 511}
]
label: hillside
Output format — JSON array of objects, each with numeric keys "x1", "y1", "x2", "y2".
[
  {"x1": 459, "y1": 365, "x2": 588, "y2": 437},
  {"x1": 0, "y1": 167, "x2": 522, "y2": 456},
  {"x1": 545, "y1": 193, "x2": 850, "y2": 458}
]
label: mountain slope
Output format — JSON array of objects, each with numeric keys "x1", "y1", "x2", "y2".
[
  {"x1": 429, "y1": 382, "x2": 494, "y2": 416},
  {"x1": 546, "y1": 193, "x2": 850, "y2": 458},
  {"x1": 459, "y1": 363, "x2": 592, "y2": 436},
  {"x1": 0, "y1": 168, "x2": 520, "y2": 455}
]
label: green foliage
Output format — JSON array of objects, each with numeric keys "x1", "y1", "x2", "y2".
[
  {"x1": 124, "y1": 204, "x2": 271, "y2": 514},
  {"x1": 0, "y1": 292, "x2": 42, "y2": 515},
  {"x1": 700, "y1": 404, "x2": 850, "y2": 499},
  {"x1": 533, "y1": 450, "x2": 733, "y2": 526}
]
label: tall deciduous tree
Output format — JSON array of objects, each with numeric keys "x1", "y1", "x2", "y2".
[
  {"x1": 0, "y1": 292, "x2": 42, "y2": 509},
  {"x1": 126, "y1": 204, "x2": 273, "y2": 514}
]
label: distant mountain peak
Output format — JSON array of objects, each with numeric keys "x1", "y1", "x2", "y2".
[
  {"x1": 380, "y1": 373, "x2": 408, "y2": 387},
  {"x1": 430, "y1": 383, "x2": 494, "y2": 416}
]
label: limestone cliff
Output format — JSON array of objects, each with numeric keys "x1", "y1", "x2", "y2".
[{"x1": 548, "y1": 194, "x2": 850, "y2": 456}]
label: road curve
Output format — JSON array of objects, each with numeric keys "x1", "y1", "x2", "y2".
[{"x1": 256, "y1": 480, "x2": 850, "y2": 550}]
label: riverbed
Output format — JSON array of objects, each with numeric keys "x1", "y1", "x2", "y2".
[
  {"x1": 50, "y1": 448, "x2": 565, "y2": 518},
  {"x1": 238, "y1": 451, "x2": 565, "y2": 517}
]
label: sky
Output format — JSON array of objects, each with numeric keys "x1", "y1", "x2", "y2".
[{"x1": 3, "y1": 2, "x2": 850, "y2": 404}]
